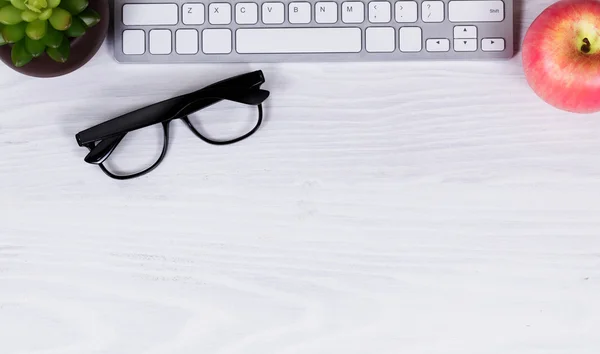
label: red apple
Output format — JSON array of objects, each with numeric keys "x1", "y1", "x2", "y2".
[{"x1": 523, "y1": 0, "x2": 600, "y2": 113}]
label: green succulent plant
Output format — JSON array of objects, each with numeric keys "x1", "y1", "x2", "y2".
[{"x1": 0, "y1": 0, "x2": 100, "y2": 67}]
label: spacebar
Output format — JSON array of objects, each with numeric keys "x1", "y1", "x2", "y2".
[{"x1": 236, "y1": 28, "x2": 362, "y2": 54}]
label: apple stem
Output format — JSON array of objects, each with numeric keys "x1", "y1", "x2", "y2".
[{"x1": 582, "y1": 38, "x2": 591, "y2": 54}]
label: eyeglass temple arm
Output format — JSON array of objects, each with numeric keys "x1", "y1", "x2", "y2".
[
  {"x1": 75, "y1": 95, "x2": 188, "y2": 147},
  {"x1": 83, "y1": 134, "x2": 124, "y2": 164},
  {"x1": 176, "y1": 88, "x2": 270, "y2": 117}
]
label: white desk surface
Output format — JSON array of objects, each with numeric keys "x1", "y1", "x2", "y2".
[{"x1": 1, "y1": 1, "x2": 600, "y2": 353}]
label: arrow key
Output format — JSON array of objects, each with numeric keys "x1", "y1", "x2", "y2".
[
  {"x1": 426, "y1": 38, "x2": 450, "y2": 52},
  {"x1": 482, "y1": 38, "x2": 505, "y2": 51},
  {"x1": 454, "y1": 26, "x2": 477, "y2": 39},
  {"x1": 454, "y1": 38, "x2": 477, "y2": 52}
]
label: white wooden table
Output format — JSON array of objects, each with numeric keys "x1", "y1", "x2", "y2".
[{"x1": 1, "y1": 1, "x2": 599, "y2": 353}]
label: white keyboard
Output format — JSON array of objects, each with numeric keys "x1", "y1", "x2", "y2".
[{"x1": 113, "y1": 0, "x2": 514, "y2": 63}]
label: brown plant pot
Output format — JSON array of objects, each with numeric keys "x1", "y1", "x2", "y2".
[{"x1": 0, "y1": 0, "x2": 109, "y2": 78}]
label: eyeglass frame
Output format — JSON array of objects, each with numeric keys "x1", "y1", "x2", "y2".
[{"x1": 75, "y1": 70, "x2": 270, "y2": 180}]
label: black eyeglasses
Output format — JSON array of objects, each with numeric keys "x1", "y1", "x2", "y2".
[{"x1": 75, "y1": 70, "x2": 270, "y2": 180}]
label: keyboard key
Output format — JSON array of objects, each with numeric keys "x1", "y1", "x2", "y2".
[
  {"x1": 122, "y1": 29, "x2": 145, "y2": 55},
  {"x1": 182, "y1": 3, "x2": 205, "y2": 25},
  {"x1": 236, "y1": 28, "x2": 362, "y2": 53},
  {"x1": 209, "y1": 3, "x2": 231, "y2": 24},
  {"x1": 422, "y1": 1, "x2": 444, "y2": 22},
  {"x1": 149, "y1": 29, "x2": 171, "y2": 54},
  {"x1": 365, "y1": 27, "x2": 394, "y2": 52},
  {"x1": 426, "y1": 38, "x2": 449, "y2": 52},
  {"x1": 395, "y1": 1, "x2": 417, "y2": 23},
  {"x1": 454, "y1": 26, "x2": 477, "y2": 39},
  {"x1": 236, "y1": 3, "x2": 258, "y2": 24},
  {"x1": 289, "y1": 2, "x2": 311, "y2": 24},
  {"x1": 176, "y1": 29, "x2": 199, "y2": 54},
  {"x1": 122, "y1": 4, "x2": 178, "y2": 25},
  {"x1": 203, "y1": 29, "x2": 232, "y2": 53},
  {"x1": 315, "y1": 2, "x2": 338, "y2": 24},
  {"x1": 454, "y1": 38, "x2": 477, "y2": 51},
  {"x1": 449, "y1": 1, "x2": 504, "y2": 22},
  {"x1": 341, "y1": 2, "x2": 364, "y2": 23},
  {"x1": 399, "y1": 27, "x2": 422, "y2": 52},
  {"x1": 262, "y1": 2, "x2": 284, "y2": 24},
  {"x1": 482, "y1": 38, "x2": 505, "y2": 51},
  {"x1": 368, "y1": 1, "x2": 391, "y2": 23}
]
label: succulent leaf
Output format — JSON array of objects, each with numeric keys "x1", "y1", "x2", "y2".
[
  {"x1": 0, "y1": 25, "x2": 6, "y2": 45},
  {"x1": 21, "y1": 9, "x2": 38, "y2": 21},
  {"x1": 77, "y1": 7, "x2": 97, "y2": 27},
  {"x1": 59, "y1": 0, "x2": 86, "y2": 14},
  {"x1": 48, "y1": 6, "x2": 69, "y2": 30},
  {"x1": 10, "y1": 0, "x2": 27, "y2": 10},
  {"x1": 25, "y1": 18, "x2": 45, "y2": 39},
  {"x1": 42, "y1": 22, "x2": 61, "y2": 47},
  {"x1": 11, "y1": 39, "x2": 33, "y2": 66},
  {"x1": 46, "y1": 34, "x2": 68, "y2": 62},
  {"x1": 47, "y1": 0, "x2": 59, "y2": 8},
  {"x1": 65, "y1": 13, "x2": 83, "y2": 36},
  {"x1": 25, "y1": 35, "x2": 44, "y2": 56},
  {"x1": 24, "y1": 0, "x2": 48, "y2": 13},
  {"x1": 38, "y1": 7, "x2": 51, "y2": 19},
  {"x1": 0, "y1": 5, "x2": 24, "y2": 24},
  {"x1": 1, "y1": 21, "x2": 26, "y2": 42}
]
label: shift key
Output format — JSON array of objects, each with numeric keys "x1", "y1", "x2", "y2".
[{"x1": 448, "y1": 1, "x2": 504, "y2": 22}]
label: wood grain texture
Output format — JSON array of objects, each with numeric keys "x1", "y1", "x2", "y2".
[{"x1": 1, "y1": 1, "x2": 600, "y2": 353}]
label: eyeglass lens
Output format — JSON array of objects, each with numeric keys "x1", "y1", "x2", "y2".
[{"x1": 185, "y1": 99, "x2": 262, "y2": 144}]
